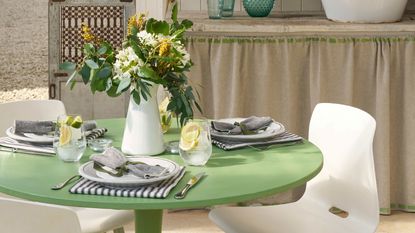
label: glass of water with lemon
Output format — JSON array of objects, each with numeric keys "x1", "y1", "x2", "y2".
[
  {"x1": 179, "y1": 119, "x2": 212, "y2": 166},
  {"x1": 53, "y1": 115, "x2": 86, "y2": 162}
]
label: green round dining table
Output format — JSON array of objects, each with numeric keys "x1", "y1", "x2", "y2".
[{"x1": 0, "y1": 118, "x2": 323, "y2": 233}]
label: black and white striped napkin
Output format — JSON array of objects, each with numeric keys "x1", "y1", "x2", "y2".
[
  {"x1": 86, "y1": 128, "x2": 107, "y2": 141},
  {"x1": 212, "y1": 132, "x2": 303, "y2": 151},
  {"x1": 69, "y1": 167, "x2": 186, "y2": 199}
]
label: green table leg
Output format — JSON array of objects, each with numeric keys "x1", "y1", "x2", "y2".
[{"x1": 134, "y1": 209, "x2": 163, "y2": 233}]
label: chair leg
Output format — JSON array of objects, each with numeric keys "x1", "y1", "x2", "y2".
[{"x1": 113, "y1": 227, "x2": 125, "y2": 233}]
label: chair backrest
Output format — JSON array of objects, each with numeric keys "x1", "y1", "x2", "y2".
[
  {"x1": 0, "y1": 100, "x2": 66, "y2": 137},
  {"x1": 305, "y1": 103, "x2": 378, "y2": 229},
  {"x1": 0, "y1": 197, "x2": 82, "y2": 233}
]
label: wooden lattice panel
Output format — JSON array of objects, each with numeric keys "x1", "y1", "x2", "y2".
[{"x1": 60, "y1": 5, "x2": 125, "y2": 63}]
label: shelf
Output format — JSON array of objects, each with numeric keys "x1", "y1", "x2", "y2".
[{"x1": 185, "y1": 15, "x2": 415, "y2": 36}]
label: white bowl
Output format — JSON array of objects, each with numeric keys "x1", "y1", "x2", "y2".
[{"x1": 321, "y1": 0, "x2": 408, "y2": 23}]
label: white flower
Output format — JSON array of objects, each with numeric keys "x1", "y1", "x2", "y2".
[
  {"x1": 137, "y1": 31, "x2": 158, "y2": 47},
  {"x1": 113, "y1": 47, "x2": 144, "y2": 80},
  {"x1": 175, "y1": 44, "x2": 191, "y2": 67}
]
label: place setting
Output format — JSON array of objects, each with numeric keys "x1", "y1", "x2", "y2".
[
  {"x1": 210, "y1": 116, "x2": 303, "y2": 151},
  {"x1": 0, "y1": 115, "x2": 108, "y2": 157},
  {"x1": 66, "y1": 147, "x2": 187, "y2": 199}
]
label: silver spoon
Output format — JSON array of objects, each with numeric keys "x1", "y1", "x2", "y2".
[{"x1": 51, "y1": 175, "x2": 81, "y2": 190}]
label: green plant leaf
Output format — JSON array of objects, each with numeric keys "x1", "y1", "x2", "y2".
[
  {"x1": 80, "y1": 65, "x2": 91, "y2": 84},
  {"x1": 65, "y1": 71, "x2": 78, "y2": 87},
  {"x1": 181, "y1": 19, "x2": 193, "y2": 29},
  {"x1": 97, "y1": 46, "x2": 107, "y2": 55},
  {"x1": 146, "y1": 18, "x2": 156, "y2": 33},
  {"x1": 132, "y1": 89, "x2": 141, "y2": 105},
  {"x1": 171, "y1": 3, "x2": 178, "y2": 22},
  {"x1": 129, "y1": 38, "x2": 145, "y2": 61},
  {"x1": 85, "y1": 59, "x2": 99, "y2": 69},
  {"x1": 152, "y1": 21, "x2": 169, "y2": 36},
  {"x1": 116, "y1": 77, "x2": 131, "y2": 94},
  {"x1": 59, "y1": 62, "x2": 76, "y2": 71},
  {"x1": 107, "y1": 84, "x2": 121, "y2": 97},
  {"x1": 138, "y1": 66, "x2": 159, "y2": 80},
  {"x1": 83, "y1": 43, "x2": 95, "y2": 55},
  {"x1": 97, "y1": 67, "x2": 112, "y2": 79}
]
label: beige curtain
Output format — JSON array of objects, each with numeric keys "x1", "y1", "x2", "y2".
[{"x1": 185, "y1": 35, "x2": 415, "y2": 215}]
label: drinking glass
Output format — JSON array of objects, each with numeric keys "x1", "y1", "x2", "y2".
[
  {"x1": 207, "y1": 0, "x2": 224, "y2": 19},
  {"x1": 179, "y1": 119, "x2": 212, "y2": 166},
  {"x1": 53, "y1": 114, "x2": 86, "y2": 162},
  {"x1": 222, "y1": 0, "x2": 235, "y2": 17}
]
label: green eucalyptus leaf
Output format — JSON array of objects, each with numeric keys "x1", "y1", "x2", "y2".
[
  {"x1": 59, "y1": 62, "x2": 76, "y2": 71},
  {"x1": 132, "y1": 90, "x2": 141, "y2": 105},
  {"x1": 97, "y1": 46, "x2": 107, "y2": 55},
  {"x1": 195, "y1": 101, "x2": 203, "y2": 114},
  {"x1": 116, "y1": 77, "x2": 131, "y2": 94},
  {"x1": 85, "y1": 59, "x2": 99, "y2": 69},
  {"x1": 83, "y1": 43, "x2": 95, "y2": 55},
  {"x1": 129, "y1": 38, "x2": 145, "y2": 61},
  {"x1": 70, "y1": 79, "x2": 77, "y2": 89},
  {"x1": 97, "y1": 67, "x2": 112, "y2": 79},
  {"x1": 107, "y1": 84, "x2": 121, "y2": 97},
  {"x1": 65, "y1": 71, "x2": 78, "y2": 87},
  {"x1": 140, "y1": 88, "x2": 148, "y2": 101},
  {"x1": 80, "y1": 65, "x2": 91, "y2": 84},
  {"x1": 89, "y1": 69, "x2": 98, "y2": 93},
  {"x1": 138, "y1": 66, "x2": 159, "y2": 80}
]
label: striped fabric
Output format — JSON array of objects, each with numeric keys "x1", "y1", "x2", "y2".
[
  {"x1": 69, "y1": 167, "x2": 186, "y2": 199},
  {"x1": 0, "y1": 137, "x2": 55, "y2": 155},
  {"x1": 212, "y1": 132, "x2": 303, "y2": 150},
  {"x1": 86, "y1": 128, "x2": 107, "y2": 141}
]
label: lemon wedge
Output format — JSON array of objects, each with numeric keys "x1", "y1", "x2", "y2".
[
  {"x1": 179, "y1": 122, "x2": 201, "y2": 151},
  {"x1": 59, "y1": 124, "x2": 72, "y2": 146}
]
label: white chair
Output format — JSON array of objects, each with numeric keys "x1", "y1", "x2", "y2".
[
  {"x1": 209, "y1": 103, "x2": 379, "y2": 233},
  {"x1": 0, "y1": 197, "x2": 132, "y2": 233},
  {"x1": 0, "y1": 100, "x2": 66, "y2": 137},
  {"x1": 0, "y1": 100, "x2": 134, "y2": 233}
]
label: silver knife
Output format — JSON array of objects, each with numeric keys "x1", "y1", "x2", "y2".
[
  {"x1": 174, "y1": 172, "x2": 205, "y2": 199},
  {"x1": 0, "y1": 146, "x2": 54, "y2": 157}
]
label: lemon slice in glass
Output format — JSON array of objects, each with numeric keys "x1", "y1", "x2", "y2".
[
  {"x1": 59, "y1": 124, "x2": 72, "y2": 146},
  {"x1": 71, "y1": 115, "x2": 83, "y2": 129},
  {"x1": 180, "y1": 122, "x2": 201, "y2": 151}
]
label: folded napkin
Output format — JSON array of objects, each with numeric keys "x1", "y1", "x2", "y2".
[
  {"x1": 85, "y1": 128, "x2": 107, "y2": 141},
  {"x1": 211, "y1": 116, "x2": 273, "y2": 135},
  {"x1": 70, "y1": 167, "x2": 185, "y2": 199},
  {"x1": 90, "y1": 147, "x2": 168, "y2": 179},
  {"x1": 14, "y1": 120, "x2": 98, "y2": 135},
  {"x1": 14, "y1": 120, "x2": 54, "y2": 135},
  {"x1": 212, "y1": 132, "x2": 303, "y2": 151}
]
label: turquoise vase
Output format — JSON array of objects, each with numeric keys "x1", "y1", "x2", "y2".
[{"x1": 243, "y1": 0, "x2": 275, "y2": 17}]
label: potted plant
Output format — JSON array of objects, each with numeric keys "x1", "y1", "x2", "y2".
[{"x1": 60, "y1": 4, "x2": 201, "y2": 155}]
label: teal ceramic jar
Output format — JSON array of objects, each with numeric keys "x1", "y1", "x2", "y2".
[{"x1": 243, "y1": 0, "x2": 275, "y2": 17}]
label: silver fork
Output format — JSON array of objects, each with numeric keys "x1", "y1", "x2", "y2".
[
  {"x1": 248, "y1": 141, "x2": 303, "y2": 151},
  {"x1": 51, "y1": 175, "x2": 81, "y2": 190}
]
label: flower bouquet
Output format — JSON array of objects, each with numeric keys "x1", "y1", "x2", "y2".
[{"x1": 60, "y1": 4, "x2": 201, "y2": 155}]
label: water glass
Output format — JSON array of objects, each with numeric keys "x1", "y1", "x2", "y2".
[
  {"x1": 179, "y1": 119, "x2": 212, "y2": 166},
  {"x1": 222, "y1": 0, "x2": 235, "y2": 17},
  {"x1": 207, "y1": 0, "x2": 224, "y2": 19},
  {"x1": 54, "y1": 115, "x2": 86, "y2": 162}
]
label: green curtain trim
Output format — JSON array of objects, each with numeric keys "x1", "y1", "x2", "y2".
[
  {"x1": 380, "y1": 204, "x2": 415, "y2": 215},
  {"x1": 184, "y1": 36, "x2": 415, "y2": 44}
]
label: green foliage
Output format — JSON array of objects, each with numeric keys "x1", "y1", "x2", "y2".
[{"x1": 59, "y1": 3, "x2": 201, "y2": 127}]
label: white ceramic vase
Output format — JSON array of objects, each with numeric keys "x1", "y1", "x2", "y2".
[
  {"x1": 321, "y1": 0, "x2": 408, "y2": 23},
  {"x1": 121, "y1": 84, "x2": 165, "y2": 156}
]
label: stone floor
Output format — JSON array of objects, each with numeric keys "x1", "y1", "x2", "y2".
[{"x1": 123, "y1": 209, "x2": 415, "y2": 233}]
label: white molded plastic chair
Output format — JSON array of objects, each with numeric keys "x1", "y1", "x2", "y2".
[
  {"x1": 0, "y1": 100, "x2": 67, "y2": 137},
  {"x1": 209, "y1": 103, "x2": 379, "y2": 233},
  {"x1": 0, "y1": 197, "x2": 132, "y2": 233},
  {"x1": 0, "y1": 100, "x2": 134, "y2": 233}
]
